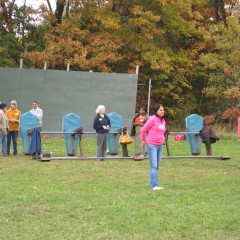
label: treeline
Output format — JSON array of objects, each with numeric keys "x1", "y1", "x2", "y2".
[{"x1": 0, "y1": 0, "x2": 239, "y2": 126}]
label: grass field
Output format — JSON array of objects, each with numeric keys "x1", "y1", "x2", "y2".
[{"x1": 0, "y1": 133, "x2": 239, "y2": 240}]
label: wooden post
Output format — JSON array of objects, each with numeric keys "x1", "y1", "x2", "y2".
[
  {"x1": 121, "y1": 144, "x2": 129, "y2": 157},
  {"x1": 44, "y1": 61, "x2": 47, "y2": 70},
  {"x1": 205, "y1": 143, "x2": 213, "y2": 156},
  {"x1": 165, "y1": 132, "x2": 171, "y2": 156}
]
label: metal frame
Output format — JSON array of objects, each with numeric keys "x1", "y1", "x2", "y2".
[
  {"x1": 40, "y1": 131, "x2": 119, "y2": 134},
  {"x1": 39, "y1": 131, "x2": 231, "y2": 161},
  {"x1": 47, "y1": 155, "x2": 230, "y2": 161}
]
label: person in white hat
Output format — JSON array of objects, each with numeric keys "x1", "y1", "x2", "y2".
[{"x1": 6, "y1": 100, "x2": 21, "y2": 155}]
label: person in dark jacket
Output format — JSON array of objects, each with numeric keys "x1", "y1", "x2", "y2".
[
  {"x1": 93, "y1": 105, "x2": 111, "y2": 160},
  {"x1": 199, "y1": 125, "x2": 219, "y2": 156},
  {"x1": 29, "y1": 127, "x2": 42, "y2": 159},
  {"x1": 200, "y1": 125, "x2": 220, "y2": 144}
]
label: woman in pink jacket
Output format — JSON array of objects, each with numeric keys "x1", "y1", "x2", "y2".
[{"x1": 140, "y1": 104, "x2": 166, "y2": 190}]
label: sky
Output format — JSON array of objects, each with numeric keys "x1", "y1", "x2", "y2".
[{"x1": 16, "y1": 0, "x2": 56, "y2": 10}]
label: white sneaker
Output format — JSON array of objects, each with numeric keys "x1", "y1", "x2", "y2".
[{"x1": 152, "y1": 186, "x2": 165, "y2": 190}]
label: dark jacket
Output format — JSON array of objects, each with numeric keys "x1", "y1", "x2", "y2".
[
  {"x1": 199, "y1": 126, "x2": 220, "y2": 144},
  {"x1": 29, "y1": 127, "x2": 42, "y2": 155},
  {"x1": 93, "y1": 114, "x2": 111, "y2": 133}
]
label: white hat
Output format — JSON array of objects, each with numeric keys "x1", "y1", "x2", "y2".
[{"x1": 11, "y1": 100, "x2": 17, "y2": 105}]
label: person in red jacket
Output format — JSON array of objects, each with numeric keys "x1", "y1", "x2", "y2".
[
  {"x1": 141, "y1": 104, "x2": 167, "y2": 190},
  {"x1": 131, "y1": 107, "x2": 149, "y2": 160}
]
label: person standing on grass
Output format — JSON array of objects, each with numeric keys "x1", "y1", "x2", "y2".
[
  {"x1": 0, "y1": 103, "x2": 9, "y2": 157},
  {"x1": 30, "y1": 100, "x2": 43, "y2": 131},
  {"x1": 6, "y1": 100, "x2": 21, "y2": 155},
  {"x1": 140, "y1": 104, "x2": 167, "y2": 190},
  {"x1": 93, "y1": 105, "x2": 111, "y2": 160},
  {"x1": 131, "y1": 107, "x2": 149, "y2": 160}
]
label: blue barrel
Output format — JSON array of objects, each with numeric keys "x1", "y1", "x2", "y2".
[
  {"x1": 20, "y1": 112, "x2": 38, "y2": 155},
  {"x1": 63, "y1": 113, "x2": 81, "y2": 156},
  {"x1": 107, "y1": 112, "x2": 123, "y2": 155},
  {"x1": 186, "y1": 114, "x2": 203, "y2": 155}
]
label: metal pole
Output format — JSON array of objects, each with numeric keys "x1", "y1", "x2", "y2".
[
  {"x1": 147, "y1": 79, "x2": 151, "y2": 114},
  {"x1": 67, "y1": 63, "x2": 70, "y2": 71},
  {"x1": 51, "y1": 156, "x2": 133, "y2": 160},
  {"x1": 136, "y1": 65, "x2": 139, "y2": 75},
  {"x1": 40, "y1": 131, "x2": 198, "y2": 135},
  {"x1": 20, "y1": 59, "x2": 23, "y2": 69},
  {"x1": 40, "y1": 131, "x2": 120, "y2": 134},
  {"x1": 169, "y1": 132, "x2": 199, "y2": 135},
  {"x1": 49, "y1": 155, "x2": 230, "y2": 160}
]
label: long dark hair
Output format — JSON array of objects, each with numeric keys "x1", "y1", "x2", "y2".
[
  {"x1": 0, "y1": 103, "x2": 7, "y2": 109},
  {"x1": 153, "y1": 104, "x2": 168, "y2": 131},
  {"x1": 140, "y1": 106, "x2": 148, "y2": 114},
  {"x1": 131, "y1": 106, "x2": 148, "y2": 136},
  {"x1": 153, "y1": 104, "x2": 165, "y2": 116},
  {"x1": 133, "y1": 106, "x2": 148, "y2": 121}
]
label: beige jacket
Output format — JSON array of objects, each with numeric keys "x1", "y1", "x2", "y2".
[{"x1": 0, "y1": 109, "x2": 8, "y2": 135}]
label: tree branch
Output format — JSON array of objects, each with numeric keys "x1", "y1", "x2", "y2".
[{"x1": 46, "y1": 0, "x2": 53, "y2": 13}]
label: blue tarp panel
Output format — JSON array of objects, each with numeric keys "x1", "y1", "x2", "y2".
[
  {"x1": 186, "y1": 114, "x2": 203, "y2": 155},
  {"x1": 20, "y1": 112, "x2": 38, "y2": 154},
  {"x1": 107, "y1": 112, "x2": 123, "y2": 155},
  {"x1": 63, "y1": 113, "x2": 81, "y2": 156}
]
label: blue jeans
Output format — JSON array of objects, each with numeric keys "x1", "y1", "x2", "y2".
[
  {"x1": 147, "y1": 144, "x2": 163, "y2": 189},
  {"x1": 7, "y1": 131, "x2": 19, "y2": 155},
  {"x1": 0, "y1": 131, "x2": 7, "y2": 156}
]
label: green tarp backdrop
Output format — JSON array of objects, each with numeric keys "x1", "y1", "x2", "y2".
[{"x1": 0, "y1": 68, "x2": 138, "y2": 132}]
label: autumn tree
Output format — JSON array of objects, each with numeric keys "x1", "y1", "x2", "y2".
[
  {"x1": 22, "y1": 0, "x2": 213, "y2": 118},
  {"x1": 0, "y1": 0, "x2": 16, "y2": 33},
  {"x1": 0, "y1": 0, "x2": 40, "y2": 66},
  {"x1": 200, "y1": 15, "x2": 240, "y2": 112},
  {"x1": 201, "y1": 15, "x2": 240, "y2": 123},
  {"x1": 2, "y1": 0, "x2": 239, "y2": 124},
  {"x1": 131, "y1": 0, "x2": 209, "y2": 117},
  {"x1": 23, "y1": 1, "x2": 123, "y2": 71}
]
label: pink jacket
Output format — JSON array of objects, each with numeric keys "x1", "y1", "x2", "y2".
[{"x1": 140, "y1": 115, "x2": 166, "y2": 145}]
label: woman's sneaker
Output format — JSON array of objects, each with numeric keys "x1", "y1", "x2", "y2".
[{"x1": 152, "y1": 186, "x2": 164, "y2": 190}]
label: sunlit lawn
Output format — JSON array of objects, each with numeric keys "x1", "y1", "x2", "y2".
[{"x1": 0, "y1": 133, "x2": 239, "y2": 240}]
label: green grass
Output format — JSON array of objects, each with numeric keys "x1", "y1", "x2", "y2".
[{"x1": 0, "y1": 134, "x2": 239, "y2": 240}]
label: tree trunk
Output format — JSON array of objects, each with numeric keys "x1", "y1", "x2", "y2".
[
  {"x1": 54, "y1": 0, "x2": 66, "y2": 25},
  {"x1": 46, "y1": 0, "x2": 53, "y2": 13},
  {"x1": 214, "y1": 0, "x2": 227, "y2": 25},
  {"x1": 0, "y1": 0, "x2": 15, "y2": 33}
]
